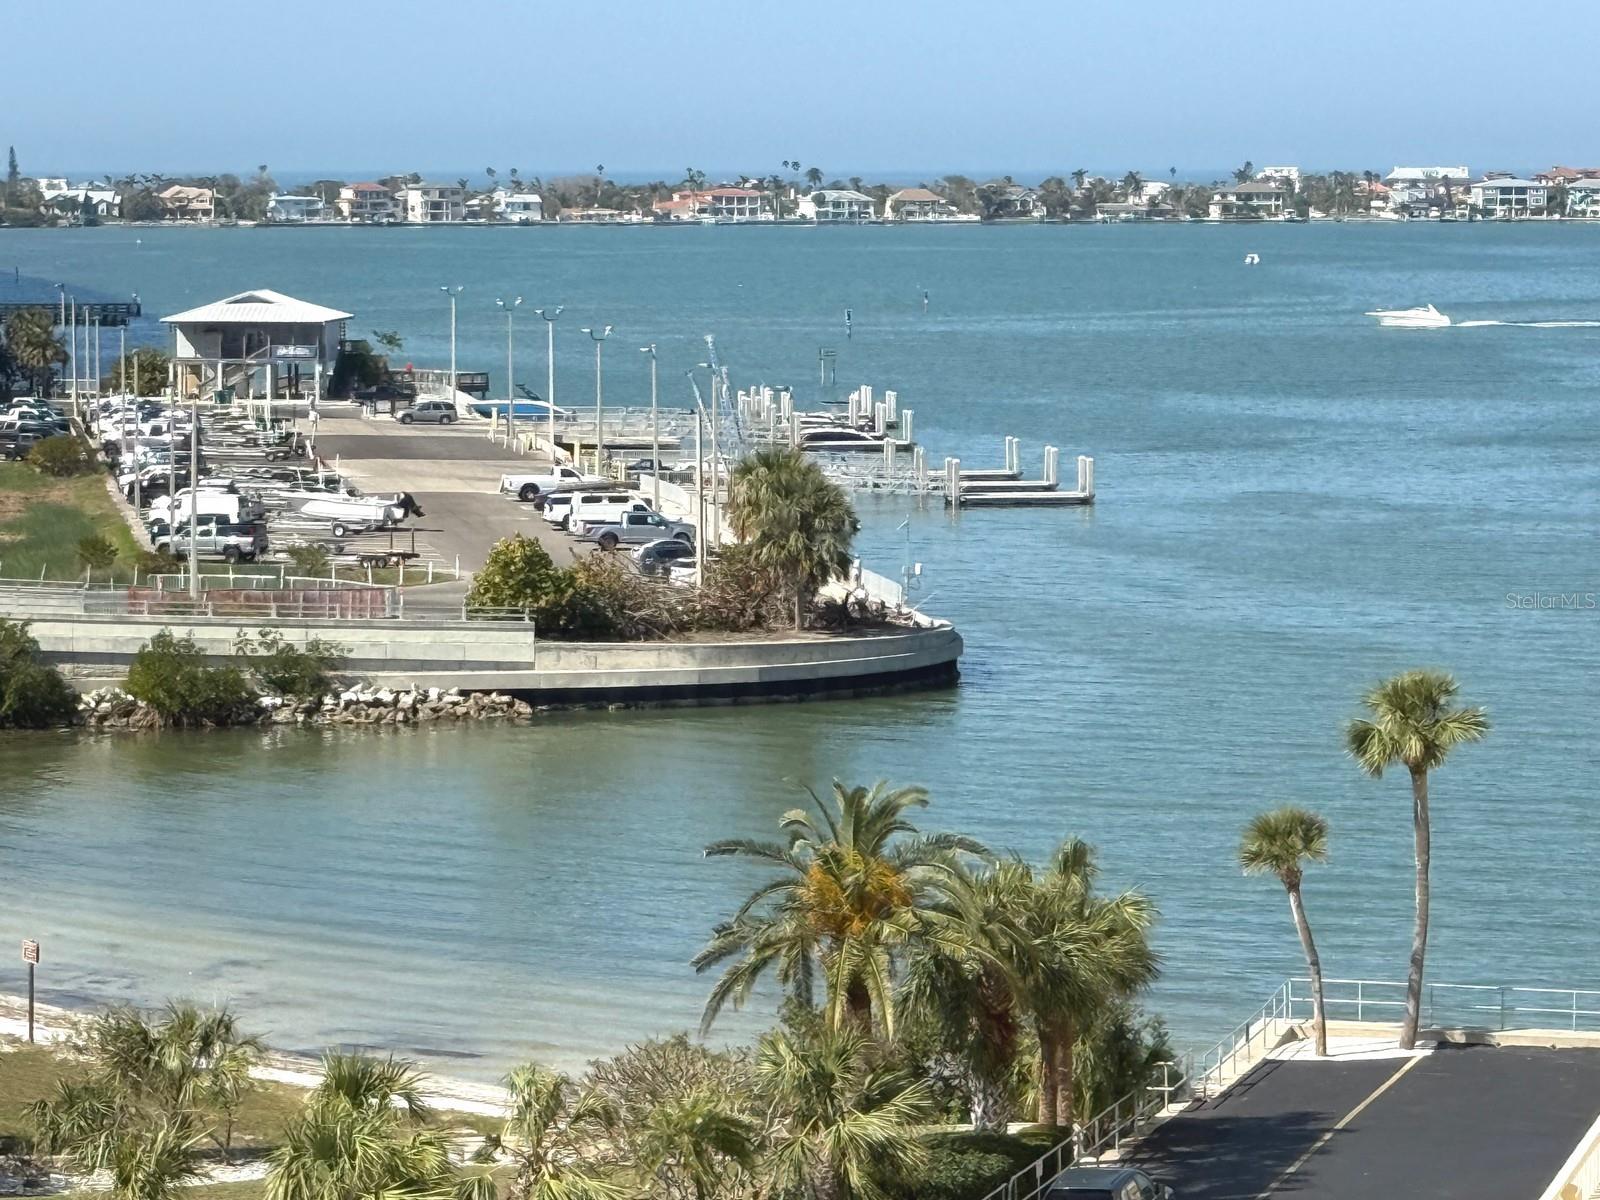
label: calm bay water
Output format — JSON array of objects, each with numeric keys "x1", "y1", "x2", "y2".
[{"x1": 1, "y1": 222, "x2": 1598, "y2": 1075}]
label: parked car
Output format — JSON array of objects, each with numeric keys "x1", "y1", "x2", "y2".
[
  {"x1": 634, "y1": 538, "x2": 697, "y2": 576},
  {"x1": 500, "y1": 466, "x2": 608, "y2": 502},
  {"x1": 539, "y1": 493, "x2": 574, "y2": 527},
  {"x1": 152, "y1": 518, "x2": 269, "y2": 563},
  {"x1": 582, "y1": 511, "x2": 695, "y2": 551},
  {"x1": 1044, "y1": 1167, "x2": 1171, "y2": 1200},
  {"x1": 395, "y1": 399, "x2": 458, "y2": 425},
  {"x1": 566, "y1": 491, "x2": 651, "y2": 534}
]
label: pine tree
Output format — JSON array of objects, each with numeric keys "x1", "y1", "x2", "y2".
[{"x1": 5, "y1": 146, "x2": 18, "y2": 207}]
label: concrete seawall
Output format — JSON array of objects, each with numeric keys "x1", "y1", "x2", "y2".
[{"x1": 21, "y1": 611, "x2": 963, "y2": 706}]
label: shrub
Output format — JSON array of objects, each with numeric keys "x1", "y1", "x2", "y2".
[
  {"x1": 76, "y1": 534, "x2": 118, "y2": 570},
  {"x1": 135, "y1": 549, "x2": 184, "y2": 578},
  {"x1": 284, "y1": 543, "x2": 330, "y2": 578},
  {"x1": 27, "y1": 434, "x2": 94, "y2": 478},
  {"x1": 124, "y1": 629, "x2": 259, "y2": 728},
  {"x1": 894, "y1": 1132, "x2": 1065, "y2": 1200},
  {"x1": 467, "y1": 534, "x2": 564, "y2": 610},
  {"x1": 0, "y1": 620, "x2": 78, "y2": 728},
  {"x1": 234, "y1": 628, "x2": 346, "y2": 699}
]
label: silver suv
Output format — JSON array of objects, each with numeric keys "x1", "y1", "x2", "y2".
[
  {"x1": 397, "y1": 400, "x2": 458, "y2": 425},
  {"x1": 153, "y1": 518, "x2": 269, "y2": 563}
]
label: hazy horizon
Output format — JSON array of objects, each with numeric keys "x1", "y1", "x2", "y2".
[{"x1": 8, "y1": 0, "x2": 1594, "y2": 175}]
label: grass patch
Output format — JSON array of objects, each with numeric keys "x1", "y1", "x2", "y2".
[
  {"x1": 63, "y1": 1185, "x2": 267, "y2": 1200},
  {"x1": 0, "y1": 464, "x2": 140, "y2": 583}
]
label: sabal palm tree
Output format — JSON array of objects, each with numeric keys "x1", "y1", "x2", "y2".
[
  {"x1": 1346, "y1": 670, "x2": 1488, "y2": 1049},
  {"x1": 491, "y1": 1063, "x2": 625, "y2": 1200},
  {"x1": 726, "y1": 447, "x2": 859, "y2": 629},
  {"x1": 635, "y1": 1090, "x2": 756, "y2": 1200},
  {"x1": 695, "y1": 780, "x2": 982, "y2": 1036},
  {"x1": 1240, "y1": 807, "x2": 1331, "y2": 1056},
  {"x1": 110, "y1": 1116, "x2": 205, "y2": 1200},
  {"x1": 757, "y1": 1023, "x2": 933, "y2": 1200},
  {"x1": 5, "y1": 307, "x2": 66, "y2": 396}
]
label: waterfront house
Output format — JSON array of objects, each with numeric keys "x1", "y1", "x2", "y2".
[
  {"x1": 1566, "y1": 179, "x2": 1600, "y2": 218},
  {"x1": 1469, "y1": 177, "x2": 1550, "y2": 218},
  {"x1": 1384, "y1": 166, "x2": 1470, "y2": 212},
  {"x1": 883, "y1": 187, "x2": 966, "y2": 221},
  {"x1": 983, "y1": 184, "x2": 1042, "y2": 221},
  {"x1": 163, "y1": 288, "x2": 352, "y2": 402},
  {"x1": 1534, "y1": 165, "x2": 1600, "y2": 186},
  {"x1": 337, "y1": 182, "x2": 399, "y2": 223},
  {"x1": 40, "y1": 183, "x2": 121, "y2": 220},
  {"x1": 491, "y1": 189, "x2": 544, "y2": 223},
  {"x1": 1256, "y1": 165, "x2": 1301, "y2": 189},
  {"x1": 557, "y1": 206, "x2": 643, "y2": 224},
  {"x1": 797, "y1": 189, "x2": 876, "y2": 223},
  {"x1": 264, "y1": 194, "x2": 327, "y2": 223},
  {"x1": 1208, "y1": 181, "x2": 1290, "y2": 219},
  {"x1": 652, "y1": 187, "x2": 772, "y2": 222},
  {"x1": 396, "y1": 182, "x2": 467, "y2": 223},
  {"x1": 1093, "y1": 201, "x2": 1179, "y2": 222},
  {"x1": 158, "y1": 184, "x2": 215, "y2": 222}
]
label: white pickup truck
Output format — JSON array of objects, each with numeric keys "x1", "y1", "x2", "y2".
[{"x1": 498, "y1": 466, "x2": 608, "y2": 502}]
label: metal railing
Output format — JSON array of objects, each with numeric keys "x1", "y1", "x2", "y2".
[
  {"x1": 1289, "y1": 977, "x2": 1600, "y2": 1034},
  {"x1": 1190, "y1": 978, "x2": 1294, "y2": 1093},
  {"x1": 1540, "y1": 1112, "x2": 1600, "y2": 1200}
]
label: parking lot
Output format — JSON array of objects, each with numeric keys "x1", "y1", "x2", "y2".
[
  {"x1": 1126, "y1": 1043, "x2": 1600, "y2": 1199},
  {"x1": 312, "y1": 409, "x2": 583, "y2": 571}
]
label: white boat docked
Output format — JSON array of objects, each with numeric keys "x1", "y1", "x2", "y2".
[
  {"x1": 1366, "y1": 304, "x2": 1451, "y2": 329},
  {"x1": 796, "y1": 427, "x2": 897, "y2": 453}
]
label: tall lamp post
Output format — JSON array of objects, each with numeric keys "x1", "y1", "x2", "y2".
[
  {"x1": 685, "y1": 371, "x2": 708, "y2": 582},
  {"x1": 639, "y1": 344, "x2": 659, "y2": 508},
  {"x1": 496, "y1": 296, "x2": 522, "y2": 448},
  {"x1": 534, "y1": 306, "x2": 563, "y2": 465},
  {"x1": 697, "y1": 361, "x2": 720, "y2": 546},
  {"x1": 440, "y1": 285, "x2": 463, "y2": 402},
  {"x1": 580, "y1": 324, "x2": 612, "y2": 474}
]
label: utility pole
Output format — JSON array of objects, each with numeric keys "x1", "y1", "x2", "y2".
[
  {"x1": 581, "y1": 325, "x2": 612, "y2": 474},
  {"x1": 188, "y1": 386, "x2": 201, "y2": 600},
  {"x1": 440, "y1": 285, "x2": 463, "y2": 403},
  {"x1": 497, "y1": 296, "x2": 522, "y2": 448},
  {"x1": 535, "y1": 306, "x2": 563, "y2": 465},
  {"x1": 639, "y1": 344, "x2": 659, "y2": 508}
]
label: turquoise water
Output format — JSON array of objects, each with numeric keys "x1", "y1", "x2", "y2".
[{"x1": 1, "y1": 223, "x2": 1598, "y2": 1075}]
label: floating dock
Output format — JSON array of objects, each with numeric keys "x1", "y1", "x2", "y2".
[{"x1": 946, "y1": 446, "x2": 1095, "y2": 508}]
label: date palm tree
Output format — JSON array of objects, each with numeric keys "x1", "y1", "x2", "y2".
[
  {"x1": 757, "y1": 1023, "x2": 933, "y2": 1200},
  {"x1": 694, "y1": 780, "x2": 983, "y2": 1036},
  {"x1": 1347, "y1": 670, "x2": 1488, "y2": 1049},
  {"x1": 1240, "y1": 807, "x2": 1331, "y2": 1057},
  {"x1": 726, "y1": 447, "x2": 859, "y2": 629}
]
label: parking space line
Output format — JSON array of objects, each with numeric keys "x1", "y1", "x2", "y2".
[{"x1": 1251, "y1": 1054, "x2": 1425, "y2": 1198}]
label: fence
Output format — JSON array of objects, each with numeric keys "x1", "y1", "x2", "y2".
[{"x1": 1290, "y1": 977, "x2": 1600, "y2": 1034}]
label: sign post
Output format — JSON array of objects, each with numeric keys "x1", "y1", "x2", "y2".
[{"x1": 21, "y1": 940, "x2": 39, "y2": 1042}]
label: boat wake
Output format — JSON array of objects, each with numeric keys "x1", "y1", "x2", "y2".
[{"x1": 1454, "y1": 319, "x2": 1600, "y2": 328}]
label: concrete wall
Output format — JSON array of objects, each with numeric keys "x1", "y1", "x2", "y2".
[{"x1": 22, "y1": 612, "x2": 962, "y2": 706}]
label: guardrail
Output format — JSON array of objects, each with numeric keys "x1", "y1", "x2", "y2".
[
  {"x1": 1540, "y1": 1111, "x2": 1600, "y2": 1200},
  {"x1": 1289, "y1": 977, "x2": 1600, "y2": 1033}
]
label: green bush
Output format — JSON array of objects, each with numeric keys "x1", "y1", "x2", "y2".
[
  {"x1": 135, "y1": 549, "x2": 184, "y2": 577},
  {"x1": 76, "y1": 534, "x2": 118, "y2": 570},
  {"x1": 0, "y1": 620, "x2": 78, "y2": 728},
  {"x1": 234, "y1": 628, "x2": 346, "y2": 699},
  {"x1": 285, "y1": 543, "x2": 331, "y2": 578},
  {"x1": 894, "y1": 1131, "x2": 1065, "y2": 1200},
  {"x1": 467, "y1": 534, "x2": 564, "y2": 610},
  {"x1": 125, "y1": 629, "x2": 259, "y2": 728},
  {"x1": 27, "y1": 434, "x2": 93, "y2": 478}
]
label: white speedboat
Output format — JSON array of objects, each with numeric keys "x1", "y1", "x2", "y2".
[{"x1": 1366, "y1": 304, "x2": 1451, "y2": 329}]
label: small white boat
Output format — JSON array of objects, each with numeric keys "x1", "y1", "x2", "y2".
[{"x1": 1366, "y1": 304, "x2": 1451, "y2": 329}]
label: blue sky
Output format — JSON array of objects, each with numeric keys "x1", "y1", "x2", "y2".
[{"x1": 9, "y1": 0, "x2": 1594, "y2": 181}]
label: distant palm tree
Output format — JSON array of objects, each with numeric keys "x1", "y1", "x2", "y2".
[
  {"x1": 756, "y1": 1023, "x2": 933, "y2": 1200},
  {"x1": 1169, "y1": 166, "x2": 1177, "y2": 179},
  {"x1": 1240, "y1": 807, "x2": 1331, "y2": 1056},
  {"x1": 1121, "y1": 171, "x2": 1144, "y2": 201},
  {"x1": 1233, "y1": 160, "x2": 1255, "y2": 183},
  {"x1": 492, "y1": 1063, "x2": 626, "y2": 1200},
  {"x1": 805, "y1": 166, "x2": 824, "y2": 190},
  {"x1": 695, "y1": 780, "x2": 983, "y2": 1035},
  {"x1": 726, "y1": 447, "x2": 858, "y2": 629},
  {"x1": 1071, "y1": 168, "x2": 1087, "y2": 190},
  {"x1": 1347, "y1": 671, "x2": 1488, "y2": 1049},
  {"x1": 5, "y1": 307, "x2": 66, "y2": 396}
]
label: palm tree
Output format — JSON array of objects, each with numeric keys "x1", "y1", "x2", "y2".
[
  {"x1": 1240, "y1": 807, "x2": 1331, "y2": 1057},
  {"x1": 1121, "y1": 171, "x2": 1144, "y2": 202},
  {"x1": 110, "y1": 1117, "x2": 205, "y2": 1200},
  {"x1": 1346, "y1": 670, "x2": 1488, "y2": 1049},
  {"x1": 726, "y1": 447, "x2": 859, "y2": 629},
  {"x1": 266, "y1": 1053, "x2": 466, "y2": 1200},
  {"x1": 635, "y1": 1091, "x2": 756, "y2": 1200},
  {"x1": 5, "y1": 307, "x2": 66, "y2": 396},
  {"x1": 805, "y1": 166, "x2": 824, "y2": 190},
  {"x1": 1233, "y1": 160, "x2": 1255, "y2": 183},
  {"x1": 694, "y1": 780, "x2": 982, "y2": 1036},
  {"x1": 1070, "y1": 169, "x2": 1087, "y2": 190},
  {"x1": 756, "y1": 1023, "x2": 933, "y2": 1200},
  {"x1": 491, "y1": 1063, "x2": 625, "y2": 1200}
]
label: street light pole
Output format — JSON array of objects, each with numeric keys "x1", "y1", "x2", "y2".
[
  {"x1": 535, "y1": 306, "x2": 563, "y2": 465},
  {"x1": 440, "y1": 285, "x2": 463, "y2": 404},
  {"x1": 698, "y1": 361, "x2": 721, "y2": 546},
  {"x1": 639, "y1": 345, "x2": 659, "y2": 507},
  {"x1": 687, "y1": 372, "x2": 707, "y2": 581},
  {"x1": 497, "y1": 296, "x2": 522, "y2": 448},
  {"x1": 581, "y1": 325, "x2": 612, "y2": 474}
]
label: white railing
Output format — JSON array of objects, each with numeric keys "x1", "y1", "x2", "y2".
[
  {"x1": 1190, "y1": 978, "x2": 1294, "y2": 1093},
  {"x1": 1288, "y1": 977, "x2": 1600, "y2": 1033},
  {"x1": 1539, "y1": 1111, "x2": 1600, "y2": 1200}
]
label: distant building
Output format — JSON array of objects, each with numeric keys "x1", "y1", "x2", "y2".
[
  {"x1": 491, "y1": 189, "x2": 544, "y2": 223},
  {"x1": 162, "y1": 288, "x2": 352, "y2": 401},
  {"x1": 1469, "y1": 177, "x2": 1550, "y2": 218},
  {"x1": 1093, "y1": 202, "x2": 1179, "y2": 222},
  {"x1": 984, "y1": 184, "x2": 1042, "y2": 221},
  {"x1": 883, "y1": 187, "x2": 965, "y2": 221},
  {"x1": 1256, "y1": 165, "x2": 1301, "y2": 188},
  {"x1": 337, "y1": 182, "x2": 399, "y2": 223},
  {"x1": 40, "y1": 183, "x2": 121, "y2": 219},
  {"x1": 1134, "y1": 180, "x2": 1171, "y2": 204},
  {"x1": 1384, "y1": 166, "x2": 1470, "y2": 211},
  {"x1": 797, "y1": 189, "x2": 876, "y2": 223},
  {"x1": 557, "y1": 206, "x2": 643, "y2": 224},
  {"x1": 1567, "y1": 180, "x2": 1600, "y2": 218},
  {"x1": 396, "y1": 182, "x2": 467, "y2": 223},
  {"x1": 1208, "y1": 181, "x2": 1290, "y2": 219},
  {"x1": 158, "y1": 185, "x2": 215, "y2": 222},
  {"x1": 652, "y1": 187, "x2": 771, "y2": 222},
  {"x1": 1534, "y1": 165, "x2": 1600, "y2": 185},
  {"x1": 264, "y1": 194, "x2": 327, "y2": 223}
]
